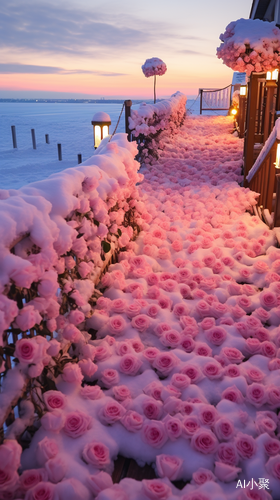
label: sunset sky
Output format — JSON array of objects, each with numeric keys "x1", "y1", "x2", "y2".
[{"x1": 0, "y1": 0, "x2": 253, "y2": 99}]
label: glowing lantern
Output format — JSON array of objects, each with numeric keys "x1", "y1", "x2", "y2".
[
  {"x1": 240, "y1": 85, "x2": 247, "y2": 96},
  {"x1": 91, "y1": 112, "x2": 111, "y2": 149},
  {"x1": 266, "y1": 69, "x2": 279, "y2": 82},
  {"x1": 275, "y1": 142, "x2": 280, "y2": 169}
]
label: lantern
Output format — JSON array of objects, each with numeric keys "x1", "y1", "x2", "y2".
[
  {"x1": 266, "y1": 69, "x2": 279, "y2": 82},
  {"x1": 240, "y1": 85, "x2": 247, "y2": 97},
  {"x1": 275, "y1": 142, "x2": 280, "y2": 169},
  {"x1": 91, "y1": 112, "x2": 111, "y2": 149}
]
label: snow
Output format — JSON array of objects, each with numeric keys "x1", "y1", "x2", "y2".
[{"x1": 92, "y1": 112, "x2": 112, "y2": 123}]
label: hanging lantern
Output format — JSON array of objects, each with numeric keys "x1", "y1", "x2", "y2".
[
  {"x1": 266, "y1": 69, "x2": 279, "y2": 82},
  {"x1": 91, "y1": 112, "x2": 111, "y2": 149},
  {"x1": 240, "y1": 85, "x2": 247, "y2": 97}
]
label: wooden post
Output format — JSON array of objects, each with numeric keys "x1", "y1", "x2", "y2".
[
  {"x1": 45, "y1": 134, "x2": 50, "y2": 144},
  {"x1": 77, "y1": 154, "x2": 82, "y2": 164},
  {"x1": 11, "y1": 125, "x2": 17, "y2": 148},
  {"x1": 274, "y1": 173, "x2": 280, "y2": 227},
  {"x1": 31, "y1": 129, "x2": 36, "y2": 149},
  {"x1": 57, "y1": 143, "x2": 62, "y2": 161},
  {"x1": 199, "y1": 89, "x2": 203, "y2": 114},
  {"x1": 263, "y1": 81, "x2": 277, "y2": 143},
  {"x1": 239, "y1": 95, "x2": 246, "y2": 139},
  {"x1": 243, "y1": 73, "x2": 260, "y2": 182},
  {"x1": 124, "y1": 100, "x2": 132, "y2": 142}
]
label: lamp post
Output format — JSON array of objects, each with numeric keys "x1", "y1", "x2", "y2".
[
  {"x1": 263, "y1": 69, "x2": 278, "y2": 142},
  {"x1": 91, "y1": 112, "x2": 111, "y2": 149},
  {"x1": 239, "y1": 85, "x2": 247, "y2": 139}
]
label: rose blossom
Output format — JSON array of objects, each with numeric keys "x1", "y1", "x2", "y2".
[
  {"x1": 142, "y1": 420, "x2": 168, "y2": 448},
  {"x1": 25, "y1": 481, "x2": 56, "y2": 500},
  {"x1": 125, "y1": 302, "x2": 142, "y2": 319},
  {"x1": 43, "y1": 391, "x2": 66, "y2": 411},
  {"x1": 100, "y1": 369, "x2": 120, "y2": 387},
  {"x1": 214, "y1": 417, "x2": 235, "y2": 441},
  {"x1": 163, "y1": 416, "x2": 182, "y2": 441},
  {"x1": 263, "y1": 436, "x2": 280, "y2": 456},
  {"x1": 224, "y1": 364, "x2": 241, "y2": 377},
  {"x1": 152, "y1": 352, "x2": 179, "y2": 376},
  {"x1": 217, "y1": 442, "x2": 239, "y2": 465},
  {"x1": 244, "y1": 367, "x2": 265, "y2": 384},
  {"x1": 119, "y1": 354, "x2": 143, "y2": 376},
  {"x1": 221, "y1": 386, "x2": 244, "y2": 404},
  {"x1": 246, "y1": 383, "x2": 267, "y2": 408},
  {"x1": 107, "y1": 315, "x2": 127, "y2": 336},
  {"x1": 41, "y1": 409, "x2": 65, "y2": 433},
  {"x1": 131, "y1": 314, "x2": 150, "y2": 332},
  {"x1": 260, "y1": 291, "x2": 278, "y2": 310},
  {"x1": 180, "y1": 364, "x2": 204, "y2": 384},
  {"x1": 214, "y1": 462, "x2": 242, "y2": 482},
  {"x1": 267, "y1": 385, "x2": 280, "y2": 408},
  {"x1": 192, "y1": 467, "x2": 216, "y2": 485},
  {"x1": 198, "y1": 405, "x2": 218, "y2": 426},
  {"x1": 171, "y1": 373, "x2": 191, "y2": 389},
  {"x1": 156, "y1": 454, "x2": 183, "y2": 481},
  {"x1": 245, "y1": 338, "x2": 262, "y2": 355},
  {"x1": 45, "y1": 455, "x2": 67, "y2": 483},
  {"x1": 82, "y1": 441, "x2": 110, "y2": 468},
  {"x1": 14, "y1": 338, "x2": 39, "y2": 364},
  {"x1": 255, "y1": 414, "x2": 277, "y2": 436},
  {"x1": 143, "y1": 398, "x2": 163, "y2": 420},
  {"x1": 112, "y1": 385, "x2": 131, "y2": 402},
  {"x1": 19, "y1": 469, "x2": 48, "y2": 493},
  {"x1": 181, "y1": 416, "x2": 200, "y2": 437},
  {"x1": 160, "y1": 329, "x2": 182, "y2": 348},
  {"x1": 80, "y1": 385, "x2": 103, "y2": 400},
  {"x1": 202, "y1": 361, "x2": 224, "y2": 380},
  {"x1": 142, "y1": 479, "x2": 172, "y2": 500},
  {"x1": 63, "y1": 410, "x2": 92, "y2": 438},
  {"x1": 220, "y1": 347, "x2": 244, "y2": 364},
  {"x1": 266, "y1": 455, "x2": 280, "y2": 479},
  {"x1": 261, "y1": 341, "x2": 277, "y2": 358},
  {"x1": 120, "y1": 410, "x2": 143, "y2": 432},
  {"x1": 98, "y1": 400, "x2": 126, "y2": 425},
  {"x1": 15, "y1": 305, "x2": 42, "y2": 332},
  {"x1": 36, "y1": 437, "x2": 58, "y2": 466},
  {"x1": 61, "y1": 363, "x2": 83, "y2": 384},
  {"x1": 200, "y1": 317, "x2": 216, "y2": 330},
  {"x1": 78, "y1": 359, "x2": 98, "y2": 378},
  {"x1": 95, "y1": 342, "x2": 112, "y2": 361},
  {"x1": 191, "y1": 429, "x2": 218, "y2": 454},
  {"x1": 235, "y1": 432, "x2": 257, "y2": 459},
  {"x1": 181, "y1": 335, "x2": 196, "y2": 353},
  {"x1": 87, "y1": 471, "x2": 113, "y2": 496},
  {"x1": 205, "y1": 327, "x2": 227, "y2": 346}
]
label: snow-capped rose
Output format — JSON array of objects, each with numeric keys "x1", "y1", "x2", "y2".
[
  {"x1": 62, "y1": 324, "x2": 81, "y2": 343},
  {"x1": 82, "y1": 442, "x2": 110, "y2": 468},
  {"x1": 119, "y1": 354, "x2": 143, "y2": 376},
  {"x1": 41, "y1": 409, "x2": 65, "y2": 433},
  {"x1": 78, "y1": 358, "x2": 97, "y2": 378},
  {"x1": 246, "y1": 383, "x2": 267, "y2": 407},
  {"x1": 205, "y1": 326, "x2": 227, "y2": 346},
  {"x1": 220, "y1": 347, "x2": 244, "y2": 364},
  {"x1": 112, "y1": 385, "x2": 131, "y2": 401},
  {"x1": 180, "y1": 364, "x2": 204, "y2": 384},
  {"x1": 131, "y1": 314, "x2": 150, "y2": 332},
  {"x1": 107, "y1": 315, "x2": 127, "y2": 336},
  {"x1": 198, "y1": 405, "x2": 218, "y2": 427},
  {"x1": 63, "y1": 410, "x2": 92, "y2": 438},
  {"x1": 61, "y1": 363, "x2": 83, "y2": 385},
  {"x1": 235, "y1": 432, "x2": 257, "y2": 459},
  {"x1": 142, "y1": 420, "x2": 168, "y2": 448},
  {"x1": 182, "y1": 416, "x2": 200, "y2": 437},
  {"x1": 221, "y1": 386, "x2": 244, "y2": 404},
  {"x1": 121, "y1": 410, "x2": 144, "y2": 432},
  {"x1": 80, "y1": 385, "x2": 103, "y2": 400},
  {"x1": 263, "y1": 436, "x2": 280, "y2": 456},
  {"x1": 217, "y1": 442, "x2": 239, "y2": 465},
  {"x1": 191, "y1": 429, "x2": 218, "y2": 454},
  {"x1": 152, "y1": 352, "x2": 179, "y2": 376},
  {"x1": 266, "y1": 454, "x2": 280, "y2": 480},
  {"x1": 156, "y1": 454, "x2": 183, "y2": 481},
  {"x1": 15, "y1": 305, "x2": 42, "y2": 332},
  {"x1": 36, "y1": 437, "x2": 59, "y2": 466},
  {"x1": 214, "y1": 461, "x2": 241, "y2": 482},
  {"x1": 260, "y1": 291, "x2": 278, "y2": 310},
  {"x1": 143, "y1": 398, "x2": 163, "y2": 420},
  {"x1": 160, "y1": 329, "x2": 182, "y2": 348},
  {"x1": 100, "y1": 368, "x2": 120, "y2": 387},
  {"x1": 170, "y1": 373, "x2": 191, "y2": 389},
  {"x1": 202, "y1": 361, "x2": 224, "y2": 380},
  {"x1": 95, "y1": 342, "x2": 112, "y2": 361},
  {"x1": 47, "y1": 339, "x2": 60, "y2": 357},
  {"x1": 87, "y1": 471, "x2": 113, "y2": 496},
  {"x1": 163, "y1": 415, "x2": 182, "y2": 441},
  {"x1": 68, "y1": 309, "x2": 85, "y2": 325},
  {"x1": 224, "y1": 364, "x2": 241, "y2": 377},
  {"x1": 98, "y1": 401, "x2": 126, "y2": 425},
  {"x1": 19, "y1": 468, "x2": 48, "y2": 493},
  {"x1": 45, "y1": 455, "x2": 67, "y2": 483},
  {"x1": 25, "y1": 481, "x2": 56, "y2": 500},
  {"x1": 214, "y1": 417, "x2": 235, "y2": 441},
  {"x1": 267, "y1": 385, "x2": 280, "y2": 408},
  {"x1": 14, "y1": 338, "x2": 39, "y2": 364},
  {"x1": 255, "y1": 414, "x2": 277, "y2": 436},
  {"x1": 43, "y1": 391, "x2": 66, "y2": 411},
  {"x1": 142, "y1": 479, "x2": 171, "y2": 500}
]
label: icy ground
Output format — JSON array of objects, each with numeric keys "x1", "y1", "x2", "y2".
[{"x1": 20, "y1": 115, "x2": 280, "y2": 500}]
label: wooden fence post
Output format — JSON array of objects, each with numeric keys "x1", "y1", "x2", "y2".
[
  {"x1": 239, "y1": 95, "x2": 247, "y2": 139},
  {"x1": 57, "y1": 143, "x2": 62, "y2": 161},
  {"x1": 199, "y1": 89, "x2": 203, "y2": 114},
  {"x1": 274, "y1": 173, "x2": 280, "y2": 227},
  {"x1": 124, "y1": 100, "x2": 132, "y2": 142},
  {"x1": 263, "y1": 80, "x2": 277, "y2": 143},
  {"x1": 243, "y1": 73, "x2": 260, "y2": 183},
  {"x1": 77, "y1": 154, "x2": 82, "y2": 164},
  {"x1": 11, "y1": 126, "x2": 17, "y2": 149},
  {"x1": 31, "y1": 129, "x2": 36, "y2": 149},
  {"x1": 45, "y1": 134, "x2": 50, "y2": 144}
]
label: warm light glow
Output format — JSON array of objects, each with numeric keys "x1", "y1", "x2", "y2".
[
  {"x1": 266, "y1": 69, "x2": 279, "y2": 81},
  {"x1": 231, "y1": 108, "x2": 238, "y2": 116},
  {"x1": 94, "y1": 125, "x2": 101, "y2": 148},
  {"x1": 103, "y1": 125, "x2": 109, "y2": 139},
  {"x1": 240, "y1": 85, "x2": 247, "y2": 96},
  {"x1": 276, "y1": 143, "x2": 280, "y2": 169}
]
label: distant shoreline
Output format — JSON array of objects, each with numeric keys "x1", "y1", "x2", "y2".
[{"x1": 0, "y1": 98, "x2": 150, "y2": 104}]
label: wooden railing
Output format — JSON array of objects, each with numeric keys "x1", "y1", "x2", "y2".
[{"x1": 247, "y1": 124, "x2": 280, "y2": 228}]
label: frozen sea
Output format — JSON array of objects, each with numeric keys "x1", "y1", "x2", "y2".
[{"x1": 0, "y1": 98, "x2": 224, "y2": 190}]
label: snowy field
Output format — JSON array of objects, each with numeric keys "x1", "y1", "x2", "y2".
[{"x1": 0, "y1": 99, "x2": 225, "y2": 190}]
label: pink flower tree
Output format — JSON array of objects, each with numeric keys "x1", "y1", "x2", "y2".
[{"x1": 142, "y1": 57, "x2": 167, "y2": 103}]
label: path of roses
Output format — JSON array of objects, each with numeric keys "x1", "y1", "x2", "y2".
[{"x1": 7, "y1": 115, "x2": 280, "y2": 500}]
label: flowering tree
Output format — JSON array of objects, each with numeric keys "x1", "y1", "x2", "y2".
[
  {"x1": 142, "y1": 57, "x2": 167, "y2": 103},
  {"x1": 217, "y1": 18, "x2": 280, "y2": 75}
]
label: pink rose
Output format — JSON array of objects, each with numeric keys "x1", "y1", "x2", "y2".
[
  {"x1": 235, "y1": 432, "x2": 257, "y2": 459},
  {"x1": 261, "y1": 341, "x2": 277, "y2": 358},
  {"x1": 267, "y1": 385, "x2": 280, "y2": 408},
  {"x1": 160, "y1": 329, "x2": 182, "y2": 348},
  {"x1": 43, "y1": 391, "x2": 66, "y2": 412},
  {"x1": 14, "y1": 338, "x2": 39, "y2": 364},
  {"x1": 68, "y1": 309, "x2": 85, "y2": 325},
  {"x1": 205, "y1": 327, "x2": 227, "y2": 346},
  {"x1": 171, "y1": 373, "x2": 191, "y2": 389},
  {"x1": 263, "y1": 436, "x2": 280, "y2": 456},
  {"x1": 112, "y1": 385, "x2": 131, "y2": 402},
  {"x1": 143, "y1": 381, "x2": 163, "y2": 400},
  {"x1": 78, "y1": 359, "x2": 98, "y2": 378},
  {"x1": 180, "y1": 364, "x2": 204, "y2": 384},
  {"x1": 194, "y1": 342, "x2": 212, "y2": 357},
  {"x1": 111, "y1": 299, "x2": 127, "y2": 314},
  {"x1": 19, "y1": 469, "x2": 48, "y2": 492},
  {"x1": 63, "y1": 410, "x2": 92, "y2": 438},
  {"x1": 80, "y1": 385, "x2": 103, "y2": 400},
  {"x1": 260, "y1": 291, "x2": 278, "y2": 310},
  {"x1": 142, "y1": 420, "x2": 168, "y2": 448},
  {"x1": 47, "y1": 339, "x2": 60, "y2": 358},
  {"x1": 181, "y1": 335, "x2": 195, "y2": 353},
  {"x1": 192, "y1": 467, "x2": 216, "y2": 485},
  {"x1": 214, "y1": 417, "x2": 235, "y2": 441},
  {"x1": 198, "y1": 404, "x2": 218, "y2": 427},
  {"x1": 191, "y1": 429, "x2": 218, "y2": 454},
  {"x1": 195, "y1": 300, "x2": 211, "y2": 318},
  {"x1": 217, "y1": 442, "x2": 239, "y2": 466},
  {"x1": 200, "y1": 317, "x2": 216, "y2": 330},
  {"x1": 163, "y1": 416, "x2": 182, "y2": 441},
  {"x1": 41, "y1": 410, "x2": 65, "y2": 433},
  {"x1": 87, "y1": 471, "x2": 113, "y2": 496},
  {"x1": 224, "y1": 364, "x2": 241, "y2": 378},
  {"x1": 45, "y1": 455, "x2": 67, "y2": 483},
  {"x1": 214, "y1": 461, "x2": 241, "y2": 482},
  {"x1": 121, "y1": 410, "x2": 143, "y2": 432},
  {"x1": 202, "y1": 362, "x2": 224, "y2": 380},
  {"x1": 143, "y1": 398, "x2": 163, "y2": 420},
  {"x1": 95, "y1": 342, "x2": 112, "y2": 361},
  {"x1": 221, "y1": 386, "x2": 244, "y2": 404},
  {"x1": 15, "y1": 305, "x2": 42, "y2": 332},
  {"x1": 82, "y1": 442, "x2": 110, "y2": 468},
  {"x1": 100, "y1": 369, "x2": 120, "y2": 388},
  {"x1": 266, "y1": 454, "x2": 280, "y2": 479},
  {"x1": 119, "y1": 354, "x2": 143, "y2": 376},
  {"x1": 142, "y1": 479, "x2": 172, "y2": 500},
  {"x1": 131, "y1": 314, "x2": 150, "y2": 332},
  {"x1": 25, "y1": 481, "x2": 56, "y2": 500},
  {"x1": 107, "y1": 315, "x2": 127, "y2": 336},
  {"x1": 98, "y1": 400, "x2": 126, "y2": 425},
  {"x1": 62, "y1": 323, "x2": 82, "y2": 343},
  {"x1": 246, "y1": 383, "x2": 267, "y2": 407},
  {"x1": 255, "y1": 414, "x2": 277, "y2": 436},
  {"x1": 156, "y1": 454, "x2": 183, "y2": 481},
  {"x1": 182, "y1": 416, "x2": 200, "y2": 437},
  {"x1": 62, "y1": 363, "x2": 83, "y2": 385},
  {"x1": 152, "y1": 352, "x2": 179, "y2": 377},
  {"x1": 220, "y1": 347, "x2": 244, "y2": 364},
  {"x1": 36, "y1": 437, "x2": 58, "y2": 466},
  {"x1": 244, "y1": 367, "x2": 265, "y2": 384}
]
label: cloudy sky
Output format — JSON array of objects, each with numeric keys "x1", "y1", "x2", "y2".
[{"x1": 0, "y1": 0, "x2": 252, "y2": 99}]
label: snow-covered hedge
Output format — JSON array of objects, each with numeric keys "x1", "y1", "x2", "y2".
[
  {"x1": 0, "y1": 134, "x2": 148, "y2": 431},
  {"x1": 129, "y1": 92, "x2": 187, "y2": 164},
  {"x1": 217, "y1": 18, "x2": 280, "y2": 75}
]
